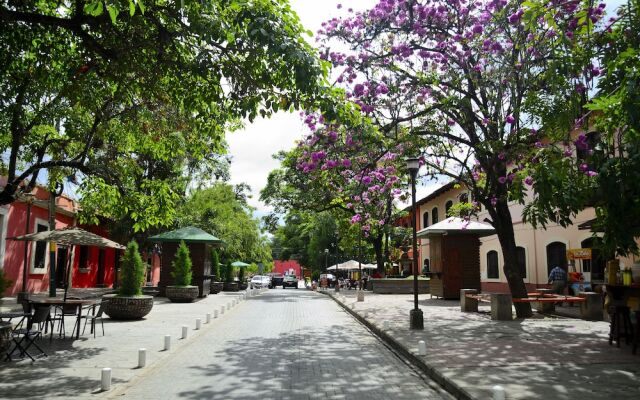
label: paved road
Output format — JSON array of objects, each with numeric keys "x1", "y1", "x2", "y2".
[{"x1": 109, "y1": 289, "x2": 448, "y2": 400}]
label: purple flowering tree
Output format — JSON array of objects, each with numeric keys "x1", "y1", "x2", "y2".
[
  {"x1": 314, "y1": 0, "x2": 607, "y2": 317},
  {"x1": 261, "y1": 112, "x2": 425, "y2": 272}
]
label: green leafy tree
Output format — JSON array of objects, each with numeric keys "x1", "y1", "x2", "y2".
[
  {"x1": 178, "y1": 183, "x2": 271, "y2": 264},
  {"x1": 211, "y1": 248, "x2": 221, "y2": 281},
  {"x1": 171, "y1": 241, "x2": 193, "y2": 287},
  {"x1": 0, "y1": 0, "x2": 328, "y2": 231},
  {"x1": 119, "y1": 241, "x2": 145, "y2": 296},
  {"x1": 525, "y1": 0, "x2": 640, "y2": 258}
]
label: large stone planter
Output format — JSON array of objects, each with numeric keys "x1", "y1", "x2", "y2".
[
  {"x1": 103, "y1": 294, "x2": 154, "y2": 320},
  {"x1": 210, "y1": 281, "x2": 223, "y2": 294},
  {"x1": 166, "y1": 285, "x2": 199, "y2": 303},
  {"x1": 223, "y1": 282, "x2": 239, "y2": 292}
]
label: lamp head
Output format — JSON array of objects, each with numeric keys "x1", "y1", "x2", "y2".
[{"x1": 405, "y1": 157, "x2": 420, "y2": 175}]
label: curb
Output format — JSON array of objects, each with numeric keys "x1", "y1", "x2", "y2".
[{"x1": 323, "y1": 291, "x2": 474, "y2": 400}]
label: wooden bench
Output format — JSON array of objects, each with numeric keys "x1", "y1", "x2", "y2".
[{"x1": 460, "y1": 289, "x2": 602, "y2": 320}]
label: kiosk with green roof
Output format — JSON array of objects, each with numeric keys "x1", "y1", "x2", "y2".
[{"x1": 150, "y1": 227, "x2": 224, "y2": 298}]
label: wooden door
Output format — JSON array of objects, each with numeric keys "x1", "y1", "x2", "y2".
[{"x1": 444, "y1": 247, "x2": 462, "y2": 298}]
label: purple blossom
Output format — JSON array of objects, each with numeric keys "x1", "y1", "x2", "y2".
[
  {"x1": 506, "y1": 115, "x2": 515, "y2": 124},
  {"x1": 342, "y1": 159, "x2": 352, "y2": 168},
  {"x1": 524, "y1": 176, "x2": 534, "y2": 186},
  {"x1": 491, "y1": 197, "x2": 497, "y2": 207},
  {"x1": 498, "y1": 176, "x2": 507, "y2": 184}
]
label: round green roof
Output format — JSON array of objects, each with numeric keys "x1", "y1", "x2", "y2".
[{"x1": 149, "y1": 226, "x2": 224, "y2": 244}]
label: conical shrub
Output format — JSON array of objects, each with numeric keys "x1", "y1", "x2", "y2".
[
  {"x1": 171, "y1": 241, "x2": 193, "y2": 286},
  {"x1": 120, "y1": 241, "x2": 144, "y2": 296}
]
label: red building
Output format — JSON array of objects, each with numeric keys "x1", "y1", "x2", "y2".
[
  {"x1": 0, "y1": 178, "x2": 124, "y2": 296},
  {"x1": 272, "y1": 260, "x2": 303, "y2": 279}
]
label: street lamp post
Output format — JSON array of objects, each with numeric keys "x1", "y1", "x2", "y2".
[{"x1": 406, "y1": 157, "x2": 424, "y2": 330}]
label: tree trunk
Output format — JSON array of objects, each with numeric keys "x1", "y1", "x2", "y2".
[
  {"x1": 372, "y1": 234, "x2": 384, "y2": 275},
  {"x1": 492, "y1": 201, "x2": 533, "y2": 318}
]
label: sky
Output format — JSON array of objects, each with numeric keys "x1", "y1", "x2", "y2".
[{"x1": 226, "y1": 0, "x2": 439, "y2": 219}]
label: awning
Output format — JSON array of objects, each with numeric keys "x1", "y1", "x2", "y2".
[
  {"x1": 417, "y1": 217, "x2": 496, "y2": 239},
  {"x1": 231, "y1": 261, "x2": 250, "y2": 268},
  {"x1": 8, "y1": 227, "x2": 125, "y2": 249},
  {"x1": 149, "y1": 226, "x2": 224, "y2": 244}
]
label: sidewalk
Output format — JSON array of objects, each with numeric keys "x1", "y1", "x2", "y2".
[
  {"x1": 0, "y1": 289, "x2": 262, "y2": 399},
  {"x1": 325, "y1": 289, "x2": 640, "y2": 400}
]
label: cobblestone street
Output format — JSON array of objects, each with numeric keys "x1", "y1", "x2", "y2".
[{"x1": 108, "y1": 290, "x2": 448, "y2": 400}]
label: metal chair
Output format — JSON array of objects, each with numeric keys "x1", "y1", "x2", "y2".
[
  {"x1": 5, "y1": 306, "x2": 50, "y2": 361},
  {"x1": 49, "y1": 297, "x2": 81, "y2": 340},
  {"x1": 81, "y1": 300, "x2": 108, "y2": 338}
]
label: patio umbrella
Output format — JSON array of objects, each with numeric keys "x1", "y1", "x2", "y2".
[
  {"x1": 231, "y1": 261, "x2": 250, "y2": 268},
  {"x1": 8, "y1": 227, "x2": 126, "y2": 299}
]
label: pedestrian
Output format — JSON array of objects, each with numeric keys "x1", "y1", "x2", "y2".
[{"x1": 548, "y1": 265, "x2": 567, "y2": 295}]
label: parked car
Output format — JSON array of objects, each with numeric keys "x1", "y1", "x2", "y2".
[
  {"x1": 269, "y1": 274, "x2": 284, "y2": 288},
  {"x1": 250, "y1": 275, "x2": 271, "y2": 289},
  {"x1": 282, "y1": 275, "x2": 298, "y2": 289}
]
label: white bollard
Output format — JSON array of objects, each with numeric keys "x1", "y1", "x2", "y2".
[
  {"x1": 195, "y1": 318, "x2": 202, "y2": 330},
  {"x1": 383, "y1": 320, "x2": 390, "y2": 330},
  {"x1": 227, "y1": 303, "x2": 231, "y2": 310},
  {"x1": 363, "y1": 311, "x2": 368, "y2": 318},
  {"x1": 164, "y1": 335, "x2": 171, "y2": 351},
  {"x1": 418, "y1": 340, "x2": 427, "y2": 356},
  {"x1": 221, "y1": 306, "x2": 225, "y2": 315},
  {"x1": 181, "y1": 325, "x2": 188, "y2": 339},
  {"x1": 351, "y1": 303, "x2": 356, "y2": 309},
  {"x1": 214, "y1": 309, "x2": 219, "y2": 318},
  {"x1": 492, "y1": 385, "x2": 506, "y2": 400},
  {"x1": 101, "y1": 368, "x2": 112, "y2": 391},
  {"x1": 206, "y1": 313, "x2": 211, "y2": 323},
  {"x1": 138, "y1": 348, "x2": 147, "y2": 368}
]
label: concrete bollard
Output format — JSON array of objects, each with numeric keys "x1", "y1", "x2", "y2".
[
  {"x1": 490, "y1": 293, "x2": 513, "y2": 321},
  {"x1": 357, "y1": 290, "x2": 364, "y2": 302},
  {"x1": 220, "y1": 306, "x2": 225, "y2": 315},
  {"x1": 101, "y1": 368, "x2": 112, "y2": 391},
  {"x1": 181, "y1": 325, "x2": 188, "y2": 339},
  {"x1": 383, "y1": 320, "x2": 390, "y2": 330},
  {"x1": 460, "y1": 289, "x2": 478, "y2": 312},
  {"x1": 195, "y1": 318, "x2": 202, "y2": 330},
  {"x1": 206, "y1": 313, "x2": 211, "y2": 323},
  {"x1": 164, "y1": 335, "x2": 171, "y2": 351},
  {"x1": 138, "y1": 348, "x2": 146, "y2": 368},
  {"x1": 214, "y1": 309, "x2": 219, "y2": 318},
  {"x1": 492, "y1": 385, "x2": 506, "y2": 400},
  {"x1": 418, "y1": 340, "x2": 427, "y2": 356},
  {"x1": 579, "y1": 292, "x2": 604, "y2": 320}
]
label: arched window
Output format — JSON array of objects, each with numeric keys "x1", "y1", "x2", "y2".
[
  {"x1": 432, "y1": 207, "x2": 439, "y2": 224},
  {"x1": 487, "y1": 250, "x2": 499, "y2": 279},
  {"x1": 516, "y1": 246, "x2": 526, "y2": 278},
  {"x1": 546, "y1": 242, "x2": 567, "y2": 276},
  {"x1": 422, "y1": 212, "x2": 429, "y2": 228},
  {"x1": 445, "y1": 200, "x2": 453, "y2": 215}
]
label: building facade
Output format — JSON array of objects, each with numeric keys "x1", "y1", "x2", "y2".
[
  {"x1": 0, "y1": 180, "x2": 119, "y2": 296},
  {"x1": 412, "y1": 182, "x2": 634, "y2": 293}
]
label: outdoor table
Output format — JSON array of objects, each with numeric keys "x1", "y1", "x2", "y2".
[{"x1": 30, "y1": 298, "x2": 97, "y2": 339}]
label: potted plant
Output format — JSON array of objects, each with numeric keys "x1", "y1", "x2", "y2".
[
  {"x1": 209, "y1": 249, "x2": 223, "y2": 294},
  {"x1": 238, "y1": 266, "x2": 247, "y2": 290},
  {"x1": 103, "y1": 241, "x2": 154, "y2": 319},
  {"x1": 222, "y1": 263, "x2": 238, "y2": 292},
  {"x1": 165, "y1": 241, "x2": 200, "y2": 302}
]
